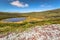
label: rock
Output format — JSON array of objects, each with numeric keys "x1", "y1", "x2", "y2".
[{"x1": 0, "y1": 24, "x2": 60, "y2": 40}]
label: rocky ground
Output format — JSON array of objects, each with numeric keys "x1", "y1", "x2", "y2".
[{"x1": 0, "y1": 24, "x2": 60, "y2": 40}]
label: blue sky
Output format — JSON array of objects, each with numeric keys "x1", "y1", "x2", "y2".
[{"x1": 0, "y1": 0, "x2": 60, "y2": 13}]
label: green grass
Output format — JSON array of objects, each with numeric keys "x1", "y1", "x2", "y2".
[
  {"x1": 0, "y1": 18, "x2": 60, "y2": 34},
  {"x1": 0, "y1": 8, "x2": 60, "y2": 34},
  {"x1": 0, "y1": 22, "x2": 34, "y2": 34}
]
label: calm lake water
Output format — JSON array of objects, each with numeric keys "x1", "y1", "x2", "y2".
[{"x1": 2, "y1": 17, "x2": 26, "y2": 22}]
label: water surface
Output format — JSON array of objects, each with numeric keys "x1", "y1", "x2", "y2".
[{"x1": 2, "y1": 17, "x2": 26, "y2": 22}]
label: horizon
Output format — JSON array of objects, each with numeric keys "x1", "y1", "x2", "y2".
[
  {"x1": 0, "y1": 0, "x2": 60, "y2": 13},
  {"x1": 0, "y1": 8, "x2": 59, "y2": 13}
]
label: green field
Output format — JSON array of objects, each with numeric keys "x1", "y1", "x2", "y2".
[{"x1": 0, "y1": 8, "x2": 60, "y2": 34}]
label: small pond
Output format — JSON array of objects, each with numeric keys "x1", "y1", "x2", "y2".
[{"x1": 2, "y1": 17, "x2": 26, "y2": 22}]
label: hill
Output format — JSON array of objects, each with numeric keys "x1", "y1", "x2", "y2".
[
  {"x1": 0, "y1": 8, "x2": 60, "y2": 20},
  {"x1": 0, "y1": 8, "x2": 60, "y2": 34}
]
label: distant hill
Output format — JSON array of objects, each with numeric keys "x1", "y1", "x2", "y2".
[
  {"x1": 20, "y1": 8, "x2": 60, "y2": 19},
  {"x1": 0, "y1": 8, "x2": 60, "y2": 20}
]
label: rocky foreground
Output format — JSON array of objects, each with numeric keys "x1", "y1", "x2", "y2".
[{"x1": 0, "y1": 24, "x2": 60, "y2": 40}]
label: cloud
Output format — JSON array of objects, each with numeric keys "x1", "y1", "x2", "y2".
[
  {"x1": 10, "y1": 0, "x2": 29, "y2": 8},
  {"x1": 40, "y1": 4, "x2": 52, "y2": 8}
]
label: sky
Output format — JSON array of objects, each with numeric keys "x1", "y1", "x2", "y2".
[{"x1": 0, "y1": 0, "x2": 60, "y2": 13}]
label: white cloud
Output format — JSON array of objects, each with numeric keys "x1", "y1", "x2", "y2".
[
  {"x1": 10, "y1": 0, "x2": 29, "y2": 8},
  {"x1": 40, "y1": 4, "x2": 52, "y2": 8}
]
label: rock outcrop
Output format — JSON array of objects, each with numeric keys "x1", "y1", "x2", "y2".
[{"x1": 0, "y1": 24, "x2": 60, "y2": 40}]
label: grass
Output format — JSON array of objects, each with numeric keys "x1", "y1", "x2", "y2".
[
  {"x1": 0, "y1": 22, "x2": 34, "y2": 34},
  {"x1": 0, "y1": 18, "x2": 60, "y2": 34},
  {"x1": 0, "y1": 8, "x2": 60, "y2": 34}
]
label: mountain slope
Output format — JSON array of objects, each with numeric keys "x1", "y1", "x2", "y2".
[{"x1": 0, "y1": 8, "x2": 60, "y2": 20}]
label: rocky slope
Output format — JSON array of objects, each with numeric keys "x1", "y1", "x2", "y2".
[{"x1": 0, "y1": 24, "x2": 60, "y2": 40}]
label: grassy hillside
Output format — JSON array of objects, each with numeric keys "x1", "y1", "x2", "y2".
[
  {"x1": 0, "y1": 9, "x2": 60, "y2": 34},
  {"x1": 0, "y1": 9, "x2": 60, "y2": 20},
  {"x1": 0, "y1": 12, "x2": 28, "y2": 20}
]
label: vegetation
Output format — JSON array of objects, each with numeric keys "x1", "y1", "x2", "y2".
[{"x1": 0, "y1": 8, "x2": 60, "y2": 34}]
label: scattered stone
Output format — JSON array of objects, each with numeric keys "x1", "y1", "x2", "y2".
[{"x1": 0, "y1": 24, "x2": 60, "y2": 40}]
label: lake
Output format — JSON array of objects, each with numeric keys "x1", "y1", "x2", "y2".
[{"x1": 2, "y1": 17, "x2": 26, "y2": 22}]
